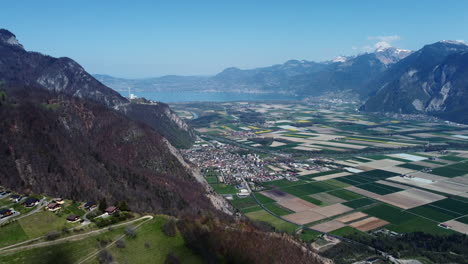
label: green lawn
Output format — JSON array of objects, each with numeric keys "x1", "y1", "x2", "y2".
[
  {"x1": 330, "y1": 226, "x2": 363, "y2": 237},
  {"x1": 263, "y1": 203, "x2": 294, "y2": 216},
  {"x1": 111, "y1": 217, "x2": 202, "y2": 264},
  {"x1": 62, "y1": 202, "x2": 86, "y2": 217},
  {"x1": 245, "y1": 210, "x2": 298, "y2": 233},
  {"x1": 0, "y1": 221, "x2": 29, "y2": 248},
  {"x1": 254, "y1": 193, "x2": 275, "y2": 204},
  {"x1": 0, "y1": 226, "x2": 126, "y2": 263},
  {"x1": 205, "y1": 176, "x2": 218, "y2": 184},
  {"x1": 300, "y1": 229, "x2": 321, "y2": 242},
  {"x1": 229, "y1": 196, "x2": 257, "y2": 209},
  {"x1": 210, "y1": 184, "x2": 238, "y2": 194},
  {"x1": 18, "y1": 211, "x2": 73, "y2": 238},
  {"x1": 240, "y1": 205, "x2": 263, "y2": 214}
]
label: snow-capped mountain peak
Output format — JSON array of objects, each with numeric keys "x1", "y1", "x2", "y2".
[{"x1": 374, "y1": 47, "x2": 413, "y2": 65}]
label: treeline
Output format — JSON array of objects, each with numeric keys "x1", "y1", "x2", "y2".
[
  {"x1": 176, "y1": 215, "x2": 323, "y2": 264},
  {"x1": 323, "y1": 232, "x2": 468, "y2": 264}
]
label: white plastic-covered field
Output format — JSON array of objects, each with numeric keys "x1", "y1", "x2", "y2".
[{"x1": 388, "y1": 153, "x2": 427, "y2": 161}]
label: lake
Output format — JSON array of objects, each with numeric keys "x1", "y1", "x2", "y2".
[{"x1": 128, "y1": 91, "x2": 299, "y2": 103}]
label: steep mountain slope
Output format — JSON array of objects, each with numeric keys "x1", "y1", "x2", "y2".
[
  {"x1": 362, "y1": 41, "x2": 468, "y2": 123},
  {"x1": 96, "y1": 48, "x2": 411, "y2": 97},
  {"x1": 0, "y1": 87, "x2": 216, "y2": 214},
  {"x1": 296, "y1": 49, "x2": 409, "y2": 96},
  {"x1": 0, "y1": 29, "x2": 194, "y2": 148}
]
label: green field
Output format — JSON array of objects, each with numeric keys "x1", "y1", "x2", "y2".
[
  {"x1": 255, "y1": 193, "x2": 275, "y2": 204},
  {"x1": 263, "y1": 203, "x2": 294, "y2": 216},
  {"x1": 430, "y1": 161, "x2": 468, "y2": 178},
  {"x1": 398, "y1": 163, "x2": 427, "y2": 171},
  {"x1": 439, "y1": 155, "x2": 467, "y2": 162},
  {"x1": 330, "y1": 226, "x2": 363, "y2": 237},
  {"x1": 428, "y1": 198, "x2": 468, "y2": 215},
  {"x1": 240, "y1": 205, "x2": 263, "y2": 213},
  {"x1": 0, "y1": 226, "x2": 126, "y2": 263},
  {"x1": 18, "y1": 211, "x2": 76, "y2": 238},
  {"x1": 229, "y1": 196, "x2": 257, "y2": 209},
  {"x1": 299, "y1": 195, "x2": 323, "y2": 205},
  {"x1": 457, "y1": 216, "x2": 468, "y2": 224},
  {"x1": 262, "y1": 179, "x2": 308, "y2": 188},
  {"x1": 282, "y1": 181, "x2": 337, "y2": 197},
  {"x1": 245, "y1": 210, "x2": 298, "y2": 233},
  {"x1": 357, "y1": 182, "x2": 403, "y2": 195},
  {"x1": 343, "y1": 198, "x2": 376, "y2": 209},
  {"x1": 111, "y1": 217, "x2": 202, "y2": 264},
  {"x1": 0, "y1": 221, "x2": 29, "y2": 248},
  {"x1": 210, "y1": 184, "x2": 238, "y2": 194},
  {"x1": 300, "y1": 229, "x2": 321, "y2": 242},
  {"x1": 299, "y1": 170, "x2": 342, "y2": 180},
  {"x1": 363, "y1": 204, "x2": 454, "y2": 235},
  {"x1": 408, "y1": 205, "x2": 461, "y2": 222},
  {"x1": 327, "y1": 189, "x2": 363, "y2": 201}
]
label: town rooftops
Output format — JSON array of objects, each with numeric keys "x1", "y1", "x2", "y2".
[
  {"x1": 47, "y1": 202, "x2": 61, "y2": 211},
  {"x1": 105, "y1": 206, "x2": 118, "y2": 214},
  {"x1": 23, "y1": 197, "x2": 40, "y2": 207},
  {"x1": 0, "y1": 209, "x2": 13, "y2": 218},
  {"x1": 84, "y1": 201, "x2": 96, "y2": 209},
  {"x1": 66, "y1": 214, "x2": 81, "y2": 222}
]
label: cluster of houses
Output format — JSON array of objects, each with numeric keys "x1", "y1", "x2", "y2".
[{"x1": 0, "y1": 192, "x2": 119, "y2": 224}]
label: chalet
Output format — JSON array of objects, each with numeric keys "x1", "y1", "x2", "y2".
[
  {"x1": 10, "y1": 195, "x2": 22, "y2": 203},
  {"x1": 54, "y1": 198, "x2": 65, "y2": 205},
  {"x1": 23, "y1": 197, "x2": 40, "y2": 207},
  {"x1": 47, "y1": 202, "x2": 61, "y2": 211},
  {"x1": 66, "y1": 214, "x2": 81, "y2": 223},
  {"x1": 0, "y1": 209, "x2": 13, "y2": 218},
  {"x1": 83, "y1": 201, "x2": 97, "y2": 210},
  {"x1": 104, "y1": 206, "x2": 118, "y2": 215}
]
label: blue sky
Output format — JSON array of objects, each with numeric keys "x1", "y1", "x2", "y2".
[{"x1": 2, "y1": 1, "x2": 468, "y2": 78}]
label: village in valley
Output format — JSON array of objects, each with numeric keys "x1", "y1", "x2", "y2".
[
  {"x1": 2, "y1": 99, "x2": 468, "y2": 263},
  {"x1": 175, "y1": 100, "x2": 468, "y2": 256}
]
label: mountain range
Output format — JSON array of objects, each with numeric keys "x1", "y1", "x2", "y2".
[
  {"x1": 95, "y1": 46, "x2": 412, "y2": 97},
  {"x1": 0, "y1": 29, "x2": 228, "y2": 214},
  {"x1": 96, "y1": 41, "x2": 468, "y2": 124}
]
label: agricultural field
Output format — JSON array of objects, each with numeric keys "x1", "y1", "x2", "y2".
[{"x1": 176, "y1": 101, "x2": 468, "y2": 240}]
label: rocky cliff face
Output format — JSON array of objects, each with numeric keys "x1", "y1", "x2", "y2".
[
  {"x1": 0, "y1": 29, "x2": 195, "y2": 147},
  {"x1": 362, "y1": 42, "x2": 468, "y2": 124}
]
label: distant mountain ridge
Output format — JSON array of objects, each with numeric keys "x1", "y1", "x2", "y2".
[{"x1": 95, "y1": 46, "x2": 412, "y2": 97}]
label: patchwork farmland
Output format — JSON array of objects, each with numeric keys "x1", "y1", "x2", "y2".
[{"x1": 176, "y1": 101, "x2": 468, "y2": 245}]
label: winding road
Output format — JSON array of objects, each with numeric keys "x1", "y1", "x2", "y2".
[{"x1": 0, "y1": 215, "x2": 153, "y2": 255}]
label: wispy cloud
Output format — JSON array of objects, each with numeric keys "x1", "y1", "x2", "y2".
[
  {"x1": 368, "y1": 35, "x2": 401, "y2": 50},
  {"x1": 354, "y1": 35, "x2": 402, "y2": 53}
]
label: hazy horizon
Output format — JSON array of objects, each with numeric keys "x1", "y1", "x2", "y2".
[{"x1": 2, "y1": 0, "x2": 468, "y2": 78}]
